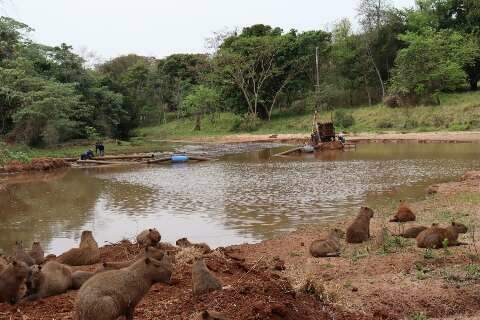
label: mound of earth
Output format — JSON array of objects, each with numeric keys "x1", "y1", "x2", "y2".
[{"x1": 2, "y1": 158, "x2": 69, "y2": 173}]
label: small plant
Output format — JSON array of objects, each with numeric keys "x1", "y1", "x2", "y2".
[
  {"x1": 334, "y1": 109, "x2": 355, "y2": 128},
  {"x1": 85, "y1": 126, "x2": 100, "y2": 141},
  {"x1": 442, "y1": 239, "x2": 451, "y2": 256},
  {"x1": 410, "y1": 312, "x2": 429, "y2": 320},
  {"x1": 230, "y1": 113, "x2": 262, "y2": 132},
  {"x1": 423, "y1": 248, "x2": 435, "y2": 260},
  {"x1": 378, "y1": 230, "x2": 407, "y2": 255},
  {"x1": 0, "y1": 143, "x2": 31, "y2": 165},
  {"x1": 465, "y1": 264, "x2": 480, "y2": 280},
  {"x1": 351, "y1": 249, "x2": 369, "y2": 262}
]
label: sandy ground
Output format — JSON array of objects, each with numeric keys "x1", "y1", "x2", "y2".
[
  {"x1": 158, "y1": 131, "x2": 480, "y2": 144},
  {"x1": 0, "y1": 171, "x2": 479, "y2": 319}
]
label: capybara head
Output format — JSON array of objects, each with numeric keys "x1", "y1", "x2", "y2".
[
  {"x1": 14, "y1": 241, "x2": 23, "y2": 249},
  {"x1": 32, "y1": 242, "x2": 41, "y2": 248},
  {"x1": 176, "y1": 238, "x2": 191, "y2": 247},
  {"x1": 81, "y1": 231, "x2": 94, "y2": 242},
  {"x1": 145, "y1": 246, "x2": 165, "y2": 261},
  {"x1": 142, "y1": 257, "x2": 172, "y2": 284},
  {"x1": 147, "y1": 228, "x2": 161, "y2": 244},
  {"x1": 451, "y1": 222, "x2": 468, "y2": 234},
  {"x1": 359, "y1": 206, "x2": 374, "y2": 219},
  {"x1": 330, "y1": 228, "x2": 345, "y2": 239},
  {"x1": 28, "y1": 265, "x2": 42, "y2": 291},
  {"x1": 10, "y1": 260, "x2": 30, "y2": 280}
]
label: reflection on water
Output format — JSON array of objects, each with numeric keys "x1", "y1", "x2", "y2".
[{"x1": 1, "y1": 143, "x2": 479, "y2": 255}]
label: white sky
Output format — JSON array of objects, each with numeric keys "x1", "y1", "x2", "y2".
[{"x1": 4, "y1": 0, "x2": 415, "y2": 60}]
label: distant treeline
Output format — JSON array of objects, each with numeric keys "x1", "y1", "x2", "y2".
[{"x1": 0, "y1": 0, "x2": 479, "y2": 145}]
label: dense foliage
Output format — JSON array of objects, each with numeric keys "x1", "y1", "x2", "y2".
[{"x1": 0, "y1": 0, "x2": 479, "y2": 145}]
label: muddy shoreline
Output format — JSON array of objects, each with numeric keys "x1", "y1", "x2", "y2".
[{"x1": 0, "y1": 172, "x2": 479, "y2": 319}]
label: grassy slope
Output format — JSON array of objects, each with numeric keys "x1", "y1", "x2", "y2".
[{"x1": 138, "y1": 91, "x2": 480, "y2": 139}]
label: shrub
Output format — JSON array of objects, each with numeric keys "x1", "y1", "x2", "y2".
[
  {"x1": 230, "y1": 113, "x2": 262, "y2": 132},
  {"x1": 334, "y1": 110, "x2": 355, "y2": 128},
  {"x1": 384, "y1": 95, "x2": 401, "y2": 108}
]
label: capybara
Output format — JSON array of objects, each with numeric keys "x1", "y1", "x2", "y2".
[
  {"x1": 57, "y1": 231, "x2": 100, "y2": 266},
  {"x1": 390, "y1": 201, "x2": 416, "y2": 222},
  {"x1": 346, "y1": 207, "x2": 374, "y2": 244},
  {"x1": 71, "y1": 271, "x2": 94, "y2": 290},
  {"x1": 27, "y1": 261, "x2": 73, "y2": 300},
  {"x1": 416, "y1": 222, "x2": 468, "y2": 249},
  {"x1": 309, "y1": 229, "x2": 342, "y2": 257},
  {"x1": 177, "y1": 238, "x2": 212, "y2": 254},
  {"x1": 399, "y1": 226, "x2": 428, "y2": 238},
  {"x1": 0, "y1": 260, "x2": 30, "y2": 304},
  {"x1": 29, "y1": 242, "x2": 45, "y2": 265},
  {"x1": 192, "y1": 257, "x2": 222, "y2": 296},
  {"x1": 0, "y1": 255, "x2": 8, "y2": 272},
  {"x1": 74, "y1": 257, "x2": 172, "y2": 320},
  {"x1": 191, "y1": 310, "x2": 228, "y2": 320},
  {"x1": 13, "y1": 241, "x2": 35, "y2": 266},
  {"x1": 136, "y1": 228, "x2": 161, "y2": 247}
]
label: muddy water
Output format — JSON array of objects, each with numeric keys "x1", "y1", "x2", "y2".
[{"x1": 1, "y1": 143, "x2": 479, "y2": 255}]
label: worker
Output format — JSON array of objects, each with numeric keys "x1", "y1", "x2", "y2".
[
  {"x1": 95, "y1": 142, "x2": 105, "y2": 156},
  {"x1": 338, "y1": 131, "x2": 346, "y2": 144},
  {"x1": 80, "y1": 149, "x2": 95, "y2": 160}
]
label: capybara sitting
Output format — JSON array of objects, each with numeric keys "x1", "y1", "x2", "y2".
[
  {"x1": 27, "y1": 261, "x2": 73, "y2": 300},
  {"x1": 0, "y1": 260, "x2": 30, "y2": 304},
  {"x1": 390, "y1": 201, "x2": 416, "y2": 222},
  {"x1": 416, "y1": 222, "x2": 468, "y2": 249},
  {"x1": 346, "y1": 207, "x2": 374, "y2": 244},
  {"x1": 399, "y1": 226, "x2": 428, "y2": 238},
  {"x1": 309, "y1": 229, "x2": 343, "y2": 257},
  {"x1": 28, "y1": 242, "x2": 45, "y2": 265},
  {"x1": 71, "y1": 271, "x2": 95, "y2": 290},
  {"x1": 13, "y1": 241, "x2": 35, "y2": 266},
  {"x1": 57, "y1": 231, "x2": 100, "y2": 266},
  {"x1": 136, "y1": 228, "x2": 161, "y2": 247},
  {"x1": 176, "y1": 238, "x2": 212, "y2": 254},
  {"x1": 74, "y1": 257, "x2": 172, "y2": 320},
  {"x1": 192, "y1": 257, "x2": 222, "y2": 296},
  {"x1": 191, "y1": 310, "x2": 228, "y2": 320}
]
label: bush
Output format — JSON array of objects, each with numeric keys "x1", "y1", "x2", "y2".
[
  {"x1": 230, "y1": 113, "x2": 262, "y2": 132},
  {"x1": 0, "y1": 143, "x2": 31, "y2": 165},
  {"x1": 334, "y1": 110, "x2": 355, "y2": 128},
  {"x1": 384, "y1": 95, "x2": 401, "y2": 108},
  {"x1": 376, "y1": 118, "x2": 394, "y2": 129}
]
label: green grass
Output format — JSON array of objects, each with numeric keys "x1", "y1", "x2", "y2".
[{"x1": 137, "y1": 91, "x2": 480, "y2": 139}]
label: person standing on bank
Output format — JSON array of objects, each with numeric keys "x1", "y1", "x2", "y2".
[{"x1": 95, "y1": 142, "x2": 105, "y2": 157}]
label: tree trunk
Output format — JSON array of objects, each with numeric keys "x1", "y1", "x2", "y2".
[
  {"x1": 194, "y1": 113, "x2": 201, "y2": 131},
  {"x1": 470, "y1": 76, "x2": 478, "y2": 91}
]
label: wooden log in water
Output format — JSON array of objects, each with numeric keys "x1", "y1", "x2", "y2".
[
  {"x1": 91, "y1": 154, "x2": 154, "y2": 160},
  {"x1": 63, "y1": 157, "x2": 79, "y2": 162},
  {"x1": 76, "y1": 159, "x2": 135, "y2": 165},
  {"x1": 187, "y1": 155, "x2": 216, "y2": 161},
  {"x1": 273, "y1": 147, "x2": 303, "y2": 157},
  {"x1": 146, "y1": 157, "x2": 172, "y2": 164}
]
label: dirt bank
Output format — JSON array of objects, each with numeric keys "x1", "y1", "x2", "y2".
[
  {"x1": 0, "y1": 172, "x2": 479, "y2": 319},
  {"x1": 0, "y1": 158, "x2": 69, "y2": 174},
  {"x1": 159, "y1": 131, "x2": 480, "y2": 145}
]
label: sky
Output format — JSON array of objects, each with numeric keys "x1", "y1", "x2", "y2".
[{"x1": 4, "y1": 0, "x2": 416, "y2": 61}]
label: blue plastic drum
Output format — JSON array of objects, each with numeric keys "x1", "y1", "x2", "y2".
[{"x1": 171, "y1": 155, "x2": 189, "y2": 162}]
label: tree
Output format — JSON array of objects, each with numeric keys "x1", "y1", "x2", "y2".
[
  {"x1": 389, "y1": 29, "x2": 479, "y2": 104},
  {"x1": 182, "y1": 85, "x2": 220, "y2": 130}
]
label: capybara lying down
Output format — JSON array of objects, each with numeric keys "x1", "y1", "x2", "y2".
[
  {"x1": 57, "y1": 231, "x2": 100, "y2": 266},
  {"x1": 398, "y1": 226, "x2": 428, "y2": 238},
  {"x1": 27, "y1": 261, "x2": 72, "y2": 300},
  {"x1": 0, "y1": 260, "x2": 30, "y2": 304},
  {"x1": 309, "y1": 229, "x2": 343, "y2": 257},
  {"x1": 416, "y1": 222, "x2": 468, "y2": 249},
  {"x1": 390, "y1": 201, "x2": 416, "y2": 222},
  {"x1": 96, "y1": 246, "x2": 168, "y2": 272},
  {"x1": 346, "y1": 207, "x2": 374, "y2": 244},
  {"x1": 190, "y1": 310, "x2": 228, "y2": 320},
  {"x1": 176, "y1": 237, "x2": 212, "y2": 254},
  {"x1": 74, "y1": 257, "x2": 172, "y2": 320}
]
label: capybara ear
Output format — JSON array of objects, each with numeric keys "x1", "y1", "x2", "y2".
[
  {"x1": 102, "y1": 262, "x2": 108, "y2": 267},
  {"x1": 12, "y1": 261, "x2": 17, "y2": 266},
  {"x1": 201, "y1": 311, "x2": 210, "y2": 319},
  {"x1": 149, "y1": 228, "x2": 152, "y2": 232},
  {"x1": 451, "y1": 221, "x2": 456, "y2": 226},
  {"x1": 145, "y1": 258, "x2": 151, "y2": 265}
]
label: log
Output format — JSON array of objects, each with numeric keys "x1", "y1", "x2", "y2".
[
  {"x1": 91, "y1": 154, "x2": 154, "y2": 160},
  {"x1": 187, "y1": 155, "x2": 216, "y2": 161},
  {"x1": 63, "y1": 157, "x2": 79, "y2": 162},
  {"x1": 76, "y1": 160, "x2": 134, "y2": 165},
  {"x1": 273, "y1": 147, "x2": 303, "y2": 157},
  {"x1": 146, "y1": 157, "x2": 172, "y2": 164}
]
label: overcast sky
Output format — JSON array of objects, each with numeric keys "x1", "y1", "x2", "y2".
[{"x1": 4, "y1": 0, "x2": 415, "y2": 60}]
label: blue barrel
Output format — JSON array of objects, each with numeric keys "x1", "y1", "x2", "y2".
[{"x1": 171, "y1": 154, "x2": 189, "y2": 162}]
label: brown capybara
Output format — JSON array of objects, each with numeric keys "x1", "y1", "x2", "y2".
[
  {"x1": 399, "y1": 226, "x2": 428, "y2": 238},
  {"x1": 136, "y1": 228, "x2": 161, "y2": 247},
  {"x1": 390, "y1": 201, "x2": 416, "y2": 222},
  {"x1": 13, "y1": 241, "x2": 35, "y2": 266},
  {"x1": 0, "y1": 255, "x2": 8, "y2": 273},
  {"x1": 28, "y1": 242, "x2": 45, "y2": 265},
  {"x1": 57, "y1": 231, "x2": 100, "y2": 266},
  {"x1": 309, "y1": 229, "x2": 343, "y2": 258},
  {"x1": 0, "y1": 260, "x2": 30, "y2": 304},
  {"x1": 176, "y1": 238, "x2": 212, "y2": 254},
  {"x1": 27, "y1": 261, "x2": 73, "y2": 300},
  {"x1": 73, "y1": 257, "x2": 173, "y2": 320},
  {"x1": 71, "y1": 271, "x2": 94, "y2": 290},
  {"x1": 190, "y1": 310, "x2": 228, "y2": 320},
  {"x1": 192, "y1": 257, "x2": 222, "y2": 296},
  {"x1": 346, "y1": 207, "x2": 374, "y2": 244},
  {"x1": 97, "y1": 246, "x2": 167, "y2": 272},
  {"x1": 416, "y1": 222, "x2": 468, "y2": 249}
]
